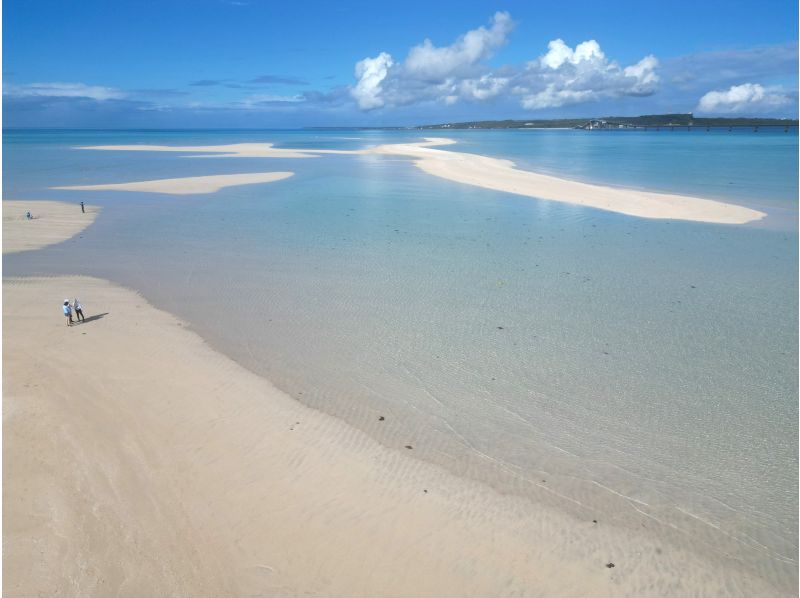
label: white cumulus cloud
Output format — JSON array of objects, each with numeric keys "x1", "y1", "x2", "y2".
[
  {"x1": 350, "y1": 12, "x2": 514, "y2": 110},
  {"x1": 696, "y1": 83, "x2": 792, "y2": 113},
  {"x1": 351, "y1": 52, "x2": 394, "y2": 110},
  {"x1": 540, "y1": 39, "x2": 605, "y2": 69},
  {"x1": 349, "y1": 14, "x2": 660, "y2": 112},
  {"x1": 516, "y1": 40, "x2": 659, "y2": 109},
  {"x1": 404, "y1": 11, "x2": 514, "y2": 81},
  {"x1": 4, "y1": 82, "x2": 126, "y2": 100}
]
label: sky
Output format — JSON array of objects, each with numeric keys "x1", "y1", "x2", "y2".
[{"x1": 3, "y1": 0, "x2": 798, "y2": 128}]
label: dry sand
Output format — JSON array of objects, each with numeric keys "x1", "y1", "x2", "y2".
[
  {"x1": 3, "y1": 275, "x2": 786, "y2": 597},
  {"x1": 3, "y1": 200, "x2": 100, "y2": 254},
  {"x1": 368, "y1": 139, "x2": 766, "y2": 225},
  {"x1": 53, "y1": 172, "x2": 294, "y2": 195}
]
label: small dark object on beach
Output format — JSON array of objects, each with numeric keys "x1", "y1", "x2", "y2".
[
  {"x1": 541, "y1": 479, "x2": 546, "y2": 483},
  {"x1": 592, "y1": 520, "x2": 597, "y2": 524},
  {"x1": 404, "y1": 445, "x2": 413, "y2": 450},
  {"x1": 606, "y1": 562, "x2": 615, "y2": 568},
  {"x1": 423, "y1": 489, "x2": 428, "y2": 493},
  {"x1": 690, "y1": 285, "x2": 696, "y2": 289},
  {"x1": 378, "y1": 416, "x2": 385, "y2": 421},
  {"x1": 497, "y1": 326, "x2": 504, "y2": 329}
]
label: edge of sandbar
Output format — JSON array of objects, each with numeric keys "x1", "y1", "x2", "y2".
[{"x1": 3, "y1": 200, "x2": 100, "y2": 254}]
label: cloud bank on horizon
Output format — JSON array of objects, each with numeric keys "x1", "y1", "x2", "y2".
[
  {"x1": 697, "y1": 83, "x2": 792, "y2": 113},
  {"x1": 3, "y1": 10, "x2": 797, "y2": 126},
  {"x1": 351, "y1": 13, "x2": 661, "y2": 112}
]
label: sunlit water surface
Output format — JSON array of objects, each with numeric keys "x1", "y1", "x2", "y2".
[{"x1": 4, "y1": 128, "x2": 797, "y2": 588}]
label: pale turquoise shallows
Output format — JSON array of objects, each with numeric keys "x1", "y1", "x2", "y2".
[{"x1": 4, "y1": 128, "x2": 798, "y2": 590}]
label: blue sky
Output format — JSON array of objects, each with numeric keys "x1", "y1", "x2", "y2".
[{"x1": 3, "y1": 0, "x2": 798, "y2": 127}]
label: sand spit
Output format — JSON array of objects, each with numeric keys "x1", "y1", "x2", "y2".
[
  {"x1": 3, "y1": 200, "x2": 100, "y2": 254},
  {"x1": 3, "y1": 276, "x2": 788, "y2": 596},
  {"x1": 367, "y1": 139, "x2": 766, "y2": 225},
  {"x1": 77, "y1": 143, "x2": 320, "y2": 159},
  {"x1": 52, "y1": 172, "x2": 294, "y2": 195}
]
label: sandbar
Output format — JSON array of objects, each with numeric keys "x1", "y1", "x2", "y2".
[
  {"x1": 3, "y1": 200, "x2": 100, "y2": 254},
  {"x1": 79, "y1": 138, "x2": 766, "y2": 224},
  {"x1": 367, "y1": 139, "x2": 766, "y2": 225},
  {"x1": 77, "y1": 143, "x2": 320, "y2": 159},
  {"x1": 52, "y1": 172, "x2": 294, "y2": 195},
  {"x1": 3, "y1": 275, "x2": 786, "y2": 596}
]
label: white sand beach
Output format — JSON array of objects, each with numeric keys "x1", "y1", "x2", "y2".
[
  {"x1": 53, "y1": 172, "x2": 294, "y2": 195},
  {"x1": 3, "y1": 200, "x2": 100, "y2": 254},
  {"x1": 3, "y1": 274, "x2": 787, "y2": 597}
]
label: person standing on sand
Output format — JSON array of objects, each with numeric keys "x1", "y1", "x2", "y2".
[
  {"x1": 73, "y1": 298, "x2": 85, "y2": 322},
  {"x1": 80, "y1": 201, "x2": 85, "y2": 213},
  {"x1": 63, "y1": 300, "x2": 73, "y2": 326}
]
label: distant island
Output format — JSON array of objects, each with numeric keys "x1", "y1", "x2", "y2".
[{"x1": 417, "y1": 113, "x2": 799, "y2": 130}]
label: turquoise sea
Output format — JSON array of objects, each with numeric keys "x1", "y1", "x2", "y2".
[{"x1": 4, "y1": 128, "x2": 798, "y2": 590}]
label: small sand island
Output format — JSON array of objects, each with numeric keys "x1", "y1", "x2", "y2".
[
  {"x1": 53, "y1": 171, "x2": 294, "y2": 195},
  {"x1": 77, "y1": 140, "x2": 766, "y2": 224},
  {"x1": 2, "y1": 200, "x2": 100, "y2": 254}
]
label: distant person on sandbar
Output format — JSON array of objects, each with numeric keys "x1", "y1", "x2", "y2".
[
  {"x1": 73, "y1": 298, "x2": 85, "y2": 322},
  {"x1": 80, "y1": 201, "x2": 85, "y2": 213},
  {"x1": 26, "y1": 211, "x2": 31, "y2": 220},
  {"x1": 63, "y1": 300, "x2": 73, "y2": 326}
]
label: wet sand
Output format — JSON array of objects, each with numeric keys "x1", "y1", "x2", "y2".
[{"x1": 3, "y1": 275, "x2": 788, "y2": 596}]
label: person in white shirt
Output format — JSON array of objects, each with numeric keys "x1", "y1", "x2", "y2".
[{"x1": 73, "y1": 298, "x2": 85, "y2": 322}]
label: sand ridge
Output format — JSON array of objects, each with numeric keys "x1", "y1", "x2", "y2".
[
  {"x1": 3, "y1": 200, "x2": 100, "y2": 254},
  {"x1": 53, "y1": 171, "x2": 295, "y2": 195}
]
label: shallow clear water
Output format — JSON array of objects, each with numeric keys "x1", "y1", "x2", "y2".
[{"x1": 4, "y1": 129, "x2": 798, "y2": 587}]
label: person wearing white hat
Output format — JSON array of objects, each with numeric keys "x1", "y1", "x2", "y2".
[{"x1": 63, "y1": 300, "x2": 73, "y2": 327}]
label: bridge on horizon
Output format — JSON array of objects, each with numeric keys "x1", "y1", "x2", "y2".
[{"x1": 576, "y1": 119, "x2": 798, "y2": 132}]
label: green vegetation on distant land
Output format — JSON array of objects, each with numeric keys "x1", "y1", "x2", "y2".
[{"x1": 418, "y1": 114, "x2": 799, "y2": 129}]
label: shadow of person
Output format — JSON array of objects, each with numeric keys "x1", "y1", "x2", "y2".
[{"x1": 79, "y1": 312, "x2": 109, "y2": 324}]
